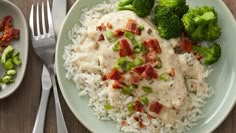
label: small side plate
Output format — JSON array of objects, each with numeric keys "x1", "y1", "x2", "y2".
[{"x1": 0, "y1": 0, "x2": 29, "y2": 99}]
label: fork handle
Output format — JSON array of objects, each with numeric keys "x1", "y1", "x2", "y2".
[
  {"x1": 32, "y1": 85, "x2": 50, "y2": 133},
  {"x1": 50, "y1": 73, "x2": 68, "y2": 133}
]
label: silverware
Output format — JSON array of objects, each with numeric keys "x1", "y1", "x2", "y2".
[
  {"x1": 32, "y1": 65, "x2": 52, "y2": 133},
  {"x1": 52, "y1": 0, "x2": 67, "y2": 36},
  {"x1": 29, "y1": 1, "x2": 68, "y2": 133}
]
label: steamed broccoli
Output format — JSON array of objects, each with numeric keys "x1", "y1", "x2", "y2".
[
  {"x1": 155, "y1": 6, "x2": 184, "y2": 39},
  {"x1": 192, "y1": 43, "x2": 221, "y2": 65},
  {"x1": 117, "y1": 0, "x2": 155, "y2": 17},
  {"x1": 159, "y1": 0, "x2": 189, "y2": 17},
  {"x1": 182, "y1": 6, "x2": 221, "y2": 42}
]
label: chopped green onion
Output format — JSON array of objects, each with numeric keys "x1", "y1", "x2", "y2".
[
  {"x1": 126, "y1": 61, "x2": 135, "y2": 70},
  {"x1": 12, "y1": 50, "x2": 19, "y2": 57},
  {"x1": 4, "y1": 59, "x2": 14, "y2": 70},
  {"x1": 6, "y1": 70, "x2": 16, "y2": 76},
  {"x1": 155, "y1": 57, "x2": 162, "y2": 69},
  {"x1": 124, "y1": 31, "x2": 135, "y2": 40},
  {"x1": 130, "y1": 84, "x2": 138, "y2": 89},
  {"x1": 13, "y1": 56, "x2": 21, "y2": 66},
  {"x1": 112, "y1": 41, "x2": 120, "y2": 51},
  {"x1": 122, "y1": 86, "x2": 132, "y2": 95},
  {"x1": 160, "y1": 72, "x2": 169, "y2": 81},
  {"x1": 140, "y1": 96, "x2": 149, "y2": 105},
  {"x1": 127, "y1": 102, "x2": 134, "y2": 112},
  {"x1": 138, "y1": 25, "x2": 144, "y2": 30},
  {"x1": 105, "y1": 31, "x2": 117, "y2": 42},
  {"x1": 133, "y1": 45, "x2": 142, "y2": 54},
  {"x1": 104, "y1": 104, "x2": 113, "y2": 110},
  {"x1": 142, "y1": 86, "x2": 153, "y2": 93},
  {"x1": 2, "y1": 75, "x2": 14, "y2": 84},
  {"x1": 1, "y1": 45, "x2": 14, "y2": 63},
  {"x1": 134, "y1": 57, "x2": 144, "y2": 66}
]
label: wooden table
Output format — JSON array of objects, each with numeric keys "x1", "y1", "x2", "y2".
[{"x1": 0, "y1": 0, "x2": 235, "y2": 133}]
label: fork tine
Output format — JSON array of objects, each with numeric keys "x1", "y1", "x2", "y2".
[
  {"x1": 29, "y1": 4, "x2": 35, "y2": 36},
  {"x1": 42, "y1": 1, "x2": 46, "y2": 35},
  {"x1": 46, "y1": 0, "x2": 54, "y2": 35},
  {"x1": 36, "y1": 3, "x2": 41, "y2": 36}
]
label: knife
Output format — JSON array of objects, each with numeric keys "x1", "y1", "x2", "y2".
[
  {"x1": 52, "y1": 0, "x2": 67, "y2": 36},
  {"x1": 51, "y1": 0, "x2": 68, "y2": 133}
]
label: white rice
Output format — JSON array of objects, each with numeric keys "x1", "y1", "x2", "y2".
[{"x1": 63, "y1": 1, "x2": 214, "y2": 132}]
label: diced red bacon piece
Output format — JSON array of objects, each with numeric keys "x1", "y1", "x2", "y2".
[
  {"x1": 12, "y1": 29, "x2": 20, "y2": 39},
  {"x1": 149, "y1": 101, "x2": 163, "y2": 114},
  {"x1": 114, "y1": 29, "x2": 124, "y2": 38},
  {"x1": 107, "y1": 22, "x2": 113, "y2": 29},
  {"x1": 96, "y1": 23, "x2": 106, "y2": 31},
  {"x1": 98, "y1": 34, "x2": 104, "y2": 41},
  {"x1": 139, "y1": 122, "x2": 146, "y2": 128},
  {"x1": 133, "y1": 65, "x2": 147, "y2": 75},
  {"x1": 2, "y1": 16, "x2": 12, "y2": 30},
  {"x1": 180, "y1": 33, "x2": 192, "y2": 53},
  {"x1": 112, "y1": 81, "x2": 124, "y2": 89},
  {"x1": 125, "y1": 19, "x2": 141, "y2": 35},
  {"x1": 0, "y1": 21, "x2": 3, "y2": 31},
  {"x1": 133, "y1": 116, "x2": 140, "y2": 122},
  {"x1": 130, "y1": 72, "x2": 142, "y2": 85},
  {"x1": 133, "y1": 101, "x2": 144, "y2": 112},
  {"x1": 142, "y1": 51, "x2": 157, "y2": 63},
  {"x1": 141, "y1": 65, "x2": 158, "y2": 80},
  {"x1": 169, "y1": 68, "x2": 175, "y2": 77},
  {"x1": 0, "y1": 41, "x2": 10, "y2": 47},
  {"x1": 0, "y1": 28, "x2": 20, "y2": 42},
  {"x1": 107, "y1": 69, "x2": 123, "y2": 81},
  {"x1": 119, "y1": 39, "x2": 134, "y2": 57},
  {"x1": 121, "y1": 120, "x2": 127, "y2": 126},
  {"x1": 143, "y1": 39, "x2": 161, "y2": 54}
]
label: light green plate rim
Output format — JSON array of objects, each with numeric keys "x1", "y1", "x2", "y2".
[{"x1": 56, "y1": 0, "x2": 236, "y2": 132}]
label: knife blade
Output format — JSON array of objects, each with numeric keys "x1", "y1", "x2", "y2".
[{"x1": 52, "y1": 0, "x2": 67, "y2": 36}]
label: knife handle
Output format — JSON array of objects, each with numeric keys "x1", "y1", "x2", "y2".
[{"x1": 50, "y1": 72, "x2": 68, "y2": 133}]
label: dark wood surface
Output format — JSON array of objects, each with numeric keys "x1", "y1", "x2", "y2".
[{"x1": 0, "y1": 0, "x2": 235, "y2": 133}]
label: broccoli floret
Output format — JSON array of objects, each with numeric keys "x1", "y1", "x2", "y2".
[
  {"x1": 182, "y1": 6, "x2": 221, "y2": 41},
  {"x1": 117, "y1": 0, "x2": 155, "y2": 17},
  {"x1": 155, "y1": 6, "x2": 184, "y2": 39},
  {"x1": 192, "y1": 43, "x2": 221, "y2": 65},
  {"x1": 159, "y1": 0, "x2": 189, "y2": 17}
]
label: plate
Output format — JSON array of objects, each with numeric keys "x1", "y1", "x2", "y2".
[
  {"x1": 55, "y1": 0, "x2": 236, "y2": 132},
  {"x1": 0, "y1": 0, "x2": 29, "y2": 99}
]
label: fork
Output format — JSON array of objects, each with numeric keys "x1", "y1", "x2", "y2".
[{"x1": 29, "y1": 1, "x2": 68, "y2": 133}]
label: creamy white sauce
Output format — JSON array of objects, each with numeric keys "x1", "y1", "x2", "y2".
[{"x1": 72, "y1": 11, "x2": 207, "y2": 124}]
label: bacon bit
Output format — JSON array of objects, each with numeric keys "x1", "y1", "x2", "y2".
[
  {"x1": 143, "y1": 39, "x2": 161, "y2": 54},
  {"x1": 142, "y1": 51, "x2": 157, "y2": 63},
  {"x1": 133, "y1": 65, "x2": 147, "y2": 75},
  {"x1": 2, "y1": 16, "x2": 12, "y2": 30},
  {"x1": 139, "y1": 122, "x2": 146, "y2": 128},
  {"x1": 130, "y1": 72, "x2": 142, "y2": 85},
  {"x1": 107, "y1": 22, "x2": 113, "y2": 29},
  {"x1": 125, "y1": 19, "x2": 141, "y2": 35},
  {"x1": 96, "y1": 23, "x2": 106, "y2": 31},
  {"x1": 0, "y1": 21, "x2": 3, "y2": 31},
  {"x1": 141, "y1": 65, "x2": 158, "y2": 80},
  {"x1": 101, "y1": 74, "x2": 107, "y2": 81},
  {"x1": 133, "y1": 101, "x2": 144, "y2": 112},
  {"x1": 133, "y1": 116, "x2": 140, "y2": 122},
  {"x1": 98, "y1": 34, "x2": 104, "y2": 41},
  {"x1": 107, "y1": 69, "x2": 123, "y2": 81},
  {"x1": 180, "y1": 33, "x2": 192, "y2": 53},
  {"x1": 121, "y1": 120, "x2": 127, "y2": 126},
  {"x1": 193, "y1": 51, "x2": 202, "y2": 60},
  {"x1": 149, "y1": 101, "x2": 163, "y2": 114},
  {"x1": 112, "y1": 81, "x2": 124, "y2": 89},
  {"x1": 114, "y1": 29, "x2": 124, "y2": 38},
  {"x1": 119, "y1": 39, "x2": 134, "y2": 57},
  {"x1": 169, "y1": 68, "x2": 175, "y2": 77}
]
